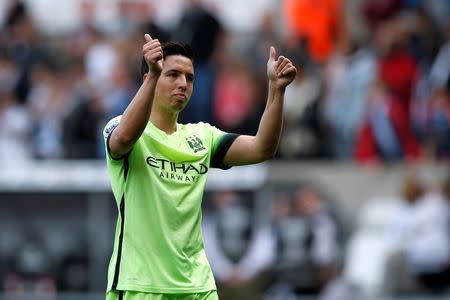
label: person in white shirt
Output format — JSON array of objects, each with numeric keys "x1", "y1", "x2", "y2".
[{"x1": 383, "y1": 175, "x2": 450, "y2": 295}]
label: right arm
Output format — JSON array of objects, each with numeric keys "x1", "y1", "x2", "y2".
[{"x1": 108, "y1": 34, "x2": 163, "y2": 159}]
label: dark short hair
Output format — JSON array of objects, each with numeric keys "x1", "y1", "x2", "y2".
[{"x1": 140, "y1": 41, "x2": 194, "y2": 78}]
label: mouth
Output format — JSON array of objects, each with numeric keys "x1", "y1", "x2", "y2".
[{"x1": 173, "y1": 93, "x2": 187, "y2": 101}]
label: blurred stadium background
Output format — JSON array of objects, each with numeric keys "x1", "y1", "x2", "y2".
[{"x1": 0, "y1": 0, "x2": 449, "y2": 299}]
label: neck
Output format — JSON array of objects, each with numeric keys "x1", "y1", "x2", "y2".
[{"x1": 150, "y1": 107, "x2": 179, "y2": 134}]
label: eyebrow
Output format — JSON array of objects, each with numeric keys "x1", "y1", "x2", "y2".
[{"x1": 165, "y1": 69, "x2": 194, "y2": 78}]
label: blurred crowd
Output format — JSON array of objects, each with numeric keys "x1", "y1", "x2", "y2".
[
  {"x1": 201, "y1": 176, "x2": 450, "y2": 300},
  {"x1": 3, "y1": 174, "x2": 449, "y2": 299},
  {"x1": 1, "y1": 1, "x2": 449, "y2": 299},
  {"x1": 201, "y1": 173, "x2": 450, "y2": 299},
  {"x1": 202, "y1": 186, "x2": 343, "y2": 300},
  {"x1": 0, "y1": 0, "x2": 449, "y2": 163}
]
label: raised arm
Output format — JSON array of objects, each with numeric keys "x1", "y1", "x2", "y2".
[
  {"x1": 223, "y1": 46, "x2": 297, "y2": 165},
  {"x1": 108, "y1": 34, "x2": 163, "y2": 159}
]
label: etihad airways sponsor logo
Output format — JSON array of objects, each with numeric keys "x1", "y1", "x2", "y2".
[{"x1": 146, "y1": 155, "x2": 208, "y2": 183}]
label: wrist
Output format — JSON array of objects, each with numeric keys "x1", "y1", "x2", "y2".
[
  {"x1": 145, "y1": 72, "x2": 160, "y2": 82},
  {"x1": 269, "y1": 80, "x2": 286, "y2": 93}
]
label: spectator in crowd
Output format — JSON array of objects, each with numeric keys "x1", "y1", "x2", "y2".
[
  {"x1": 399, "y1": 8, "x2": 440, "y2": 71},
  {"x1": 3, "y1": 1, "x2": 47, "y2": 104},
  {"x1": 113, "y1": 1, "x2": 171, "y2": 87},
  {"x1": 383, "y1": 174, "x2": 450, "y2": 295},
  {"x1": 139, "y1": 5, "x2": 170, "y2": 44},
  {"x1": 410, "y1": 18, "x2": 450, "y2": 160},
  {"x1": 116, "y1": 1, "x2": 169, "y2": 42},
  {"x1": 355, "y1": 80, "x2": 422, "y2": 163},
  {"x1": 0, "y1": 46, "x2": 32, "y2": 162},
  {"x1": 411, "y1": 86, "x2": 450, "y2": 159},
  {"x1": 0, "y1": 0, "x2": 449, "y2": 162},
  {"x1": 62, "y1": 85, "x2": 105, "y2": 159},
  {"x1": 100, "y1": 55, "x2": 136, "y2": 119},
  {"x1": 56, "y1": 236, "x2": 88, "y2": 292},
  {"x1": 212, "y1": 57, "x2": 265, "y2": 135},
  {"x1": 27, "y1": 62, "x2": 71, "y2": 159},
  {"x1": 267, "y1": 185, "x2": 341, "y2": 298},
  {"x1": 355, "y1": 14, "x2": 424, "y2": 163},
  {"x1": 322, "y1": 30, "x2": 376, "y2": 159},
  {"x1": 401, "y1": 0, "x2": 450, "y2": 29},
  {"x1": 427, "y1": 19, "x2": 450, "y2": 92},
  {"x1": 282, "y1": 0, "x2": 342, "y2": 63},
  {"x1": 294, "y1": 186, "x2": 341, "y2": 289},
  {"x1": 362, "y1": 0, "x2": 402, "y2": 32},
  {"x1": 202, "y1": 191, "x2": 274, "y2": 300},
  {"x1": 0, "y1": 45, "x2": 18, "y2": 92},
  {"x1": 277, "y1": 12, "x2": 326, "y2": 159},
  {"x1": 3, "y1": 232, "x2": 56, "y2": 299},
  {"x1": 245, "y1": 11, "x2": 281, "y2": 80},
  {"x1": 279, "y1": 66, "x2": 324, "y2": 159},
  {"x1": 0, "y1": 83, "x2": 31, "y2": 163},
  {"x1": 83, "y1": 29, "x2": 119, "y2": 97},
  {"x1": 374, "y1": 17, "x2": 419, "y2": 117},
  {"x1": 173, "y1": 0, "x2": 225, "y2": 124}
]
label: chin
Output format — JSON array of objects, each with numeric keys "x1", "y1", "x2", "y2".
[
  {"x1": 173, "y1": 100, "x2": 188, "y2": 110},
  {"x1": 169, "y1": 104, "x2": 186, "y2": 113}
]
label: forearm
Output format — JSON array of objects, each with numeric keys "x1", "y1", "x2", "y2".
[
  {"x1": 254, "y1": 82, "x2": 285, "y2": 159},
  {"x1": 110, "y1": 75, "x2": 158, "y2": 155}
]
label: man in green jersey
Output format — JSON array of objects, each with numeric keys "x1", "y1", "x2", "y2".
[{"x1": 103, "y1": 34, "x2": 297, "y2": 300}]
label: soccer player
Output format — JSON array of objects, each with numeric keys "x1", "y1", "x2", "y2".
[{"x1": 103, "y1": 34, "x2": 297, "y2": 300}]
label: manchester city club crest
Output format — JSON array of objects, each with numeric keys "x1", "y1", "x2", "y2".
[{"x1": 186, "y1": 135, "x2": 206, "y2": 153}]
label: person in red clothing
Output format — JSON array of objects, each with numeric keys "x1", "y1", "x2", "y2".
[
  {"x1": 374, "y1": 18, "x2": 419, "y2": 117},
  {"x1": 355, "y1": 80, "x2": 421, "y2": 163}
]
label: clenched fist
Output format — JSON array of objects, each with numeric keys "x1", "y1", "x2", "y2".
[{"x1": 267, "y1": 46, "x2": 297, "y2": 89}]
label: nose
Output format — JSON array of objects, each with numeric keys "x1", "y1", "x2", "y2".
[{"x1": 177, "y1": 76, "x2": 187, "y2": 91}]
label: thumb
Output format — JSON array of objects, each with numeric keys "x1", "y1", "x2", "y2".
[
  {"x1": 269, "y1": 46, "x2": 276, "y2": 61},
  {"x1": 144, "y1": 33, "x2": 152, "y2": 42}
]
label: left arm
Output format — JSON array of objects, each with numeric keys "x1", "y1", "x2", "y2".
[{"x1": 223, "y1": 46, "x2": 297, "y2": 166}]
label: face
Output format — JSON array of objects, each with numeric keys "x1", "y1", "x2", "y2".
[
  {"x1": 295, "y1": 188, "x2": 321, "y2": 216},
  {"x1": 152, "y1": 55, "x2": 194, "y2": 113}
]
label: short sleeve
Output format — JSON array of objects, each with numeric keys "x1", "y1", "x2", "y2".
[
  {"x1": 103, "y1": 116, "x2": 123, "y2": 161},
  {"x1": 208, "y1": 124, "x2": 239, "y2": 170}
]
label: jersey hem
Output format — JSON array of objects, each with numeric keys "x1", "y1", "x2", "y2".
[{"x1": 108, "y1": 283, "x2": 217, "y2": 294}]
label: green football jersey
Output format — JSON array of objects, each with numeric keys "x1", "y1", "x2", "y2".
[{"x1": 103, "y1": 116, "x2": 237, "y2": 294}]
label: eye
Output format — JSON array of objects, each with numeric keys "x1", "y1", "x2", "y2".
[{"x1": 187, "y1": 75, "x2": 194, "y2": 82}]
